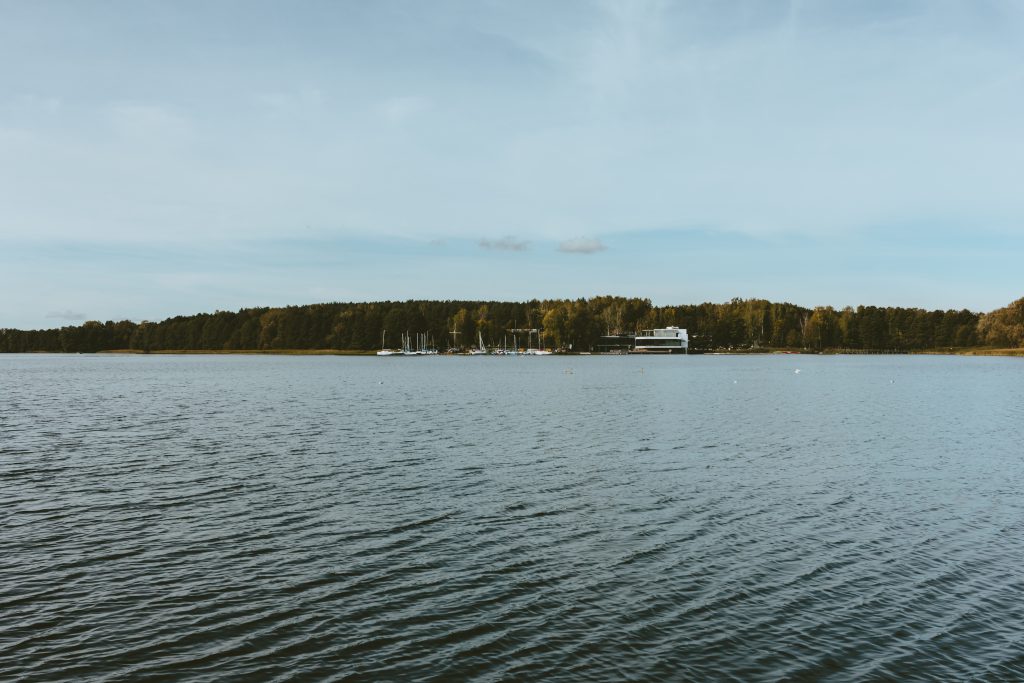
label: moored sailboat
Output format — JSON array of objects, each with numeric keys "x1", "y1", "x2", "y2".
[
  {"x1": 468, "y1": 331, "x2": 488, "y2": 355},
  {"x1": 376, "y1": 330, "x2": 401, "y2": 356}
]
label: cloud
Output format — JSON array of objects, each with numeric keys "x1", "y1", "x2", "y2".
[
  {"x1": 558, "y1": 237, "x2": 606, "y2": 254},
  {"x1": 479, "y1": 236, "x2": 529, "y2": 251},
  {"x1": 45, "y1": 309, "x2": 87, "y2": 321}
]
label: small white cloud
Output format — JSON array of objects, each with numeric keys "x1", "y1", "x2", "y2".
[
  {"x1": 45, "y1": 309, "x2": 87, "y2": 321},
  {"x1": 558, "y1": 237, "x2": 607, "y2": 254},
  {"x1": 479, "y1": 236, "x2": 529, "y2": 251}
]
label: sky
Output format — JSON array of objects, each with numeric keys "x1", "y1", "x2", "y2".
[{"x1": 2, "y1": 0, "x2": 1023, "y2": 329}]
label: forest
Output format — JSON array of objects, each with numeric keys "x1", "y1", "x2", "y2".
[{"x1": 3, "y1": 295, "x2": 1015, "y2": 354}]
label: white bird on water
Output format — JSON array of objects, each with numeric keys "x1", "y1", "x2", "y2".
[{"x1": 794, "y1": 369, "x2": 801, "y2": 374}]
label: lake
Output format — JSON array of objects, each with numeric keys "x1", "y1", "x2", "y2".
[{"x1": 2, "y1": 353, "x2": 1022, "y2": 681}]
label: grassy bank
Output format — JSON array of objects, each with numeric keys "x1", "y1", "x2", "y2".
[
  {"x1": 922, "y1": 347, "x2": 1024, "y2": 357},
  {"x1": 699, "y1": 347, "x2": 1024, "y2": 357}
]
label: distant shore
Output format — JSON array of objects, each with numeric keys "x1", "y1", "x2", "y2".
[
  {"x1": 8, "y1": 295, "x2": 1021, "y2": 354},
  {"x1": 74, "y1": 347, "x2": 1024, "y2": 357}
]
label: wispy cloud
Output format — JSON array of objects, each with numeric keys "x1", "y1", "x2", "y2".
[
  {"x1": 45, "y1": 309, "x2": 87, "y2": 321},
  {"x1": 559, "y1": 237, "x2": 606, "y2": 254},
  {"x1": 479, "y1": 236, "x2": 529, "y2": 251}
]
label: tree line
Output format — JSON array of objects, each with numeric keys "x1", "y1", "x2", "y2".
[
  {"x1": 976, "y1": 297, "x2": 1024, "y2": 348},
  {"x1": 1, "y1": 295, "x2": 1004, "y2": 354}
]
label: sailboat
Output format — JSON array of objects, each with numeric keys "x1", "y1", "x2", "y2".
[
  {"x1": 401, "y1": 332, "x2": 418, "y2": 356},
  {"x1": 400, "y1": 332, "x2": 438, "y2": 356},
  {"x1": 422, "y1": 332, "x2": 439, "y2": 355},
  {"x1": 376, "y1": 330, "x2": 400, "y2": 356},
  {"x1": 468, "y1": 330, "x2": 488, "y2": 355},
  {"x1": 525, "y1": 328, "x2": 553, "y2": 355}
]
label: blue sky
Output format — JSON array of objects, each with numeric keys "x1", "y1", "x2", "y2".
[{"x1": 2, "y1": 1, "x2": 1023, "y2": 329}]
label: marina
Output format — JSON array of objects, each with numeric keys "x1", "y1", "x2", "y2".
[{"x1": 379, "y1": 327, "x2": 688, "y2": 355}]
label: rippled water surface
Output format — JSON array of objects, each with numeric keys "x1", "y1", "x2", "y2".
[{"x1": 3, "y1": 353, "x2": 1024, "y2": 681}]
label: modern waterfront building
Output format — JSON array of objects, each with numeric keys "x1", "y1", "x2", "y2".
[{"x1": 631, "y1": 326, "x2": 688, "y2": 354}]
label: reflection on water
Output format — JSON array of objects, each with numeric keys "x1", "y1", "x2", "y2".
[{"x1": 2, "y1": 354, "x2": 1023, "y2": 680}]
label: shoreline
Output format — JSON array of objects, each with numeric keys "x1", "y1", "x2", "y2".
[
  {"x1": 915, "y1": 348, "x2": 1024, "y2": 357},
  {"x1": 96, "y1": 349, "x2": 377, "y2": 356},
  {"x1": 25, "y1": 347, "x2": 1006, "y2": 358}
]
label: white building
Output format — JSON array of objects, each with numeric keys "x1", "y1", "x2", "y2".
[{"x1": 632, "y1": 326, "x2": 688, "y2": 354}]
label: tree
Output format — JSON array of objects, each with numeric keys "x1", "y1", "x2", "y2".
[
  {"x1": 542, "y1": 306, "x2": 569, "y2": 349},
  {"x1": 978, "y1": 298, "x2": 1024, "y2": 347}
]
